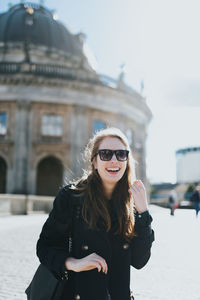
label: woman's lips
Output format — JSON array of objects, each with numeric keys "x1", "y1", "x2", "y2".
[{"x1": 106, "y1": 168, "x2": 120, "y2": 174}]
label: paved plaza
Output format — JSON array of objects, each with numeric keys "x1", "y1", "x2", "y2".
[{"x1": 0, "y1": 205, "x2": 199, "y2": 300}]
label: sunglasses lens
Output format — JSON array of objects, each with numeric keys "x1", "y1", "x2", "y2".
[
  {"x1": 98, "y1": 150, "x2": 129, "y2": 161},
  {"x1": 116, "y1": 150, "x2": 129, "y2": 161},
  {"x1": 99, "y1": 150, "x2": 113, "y2": 161}
]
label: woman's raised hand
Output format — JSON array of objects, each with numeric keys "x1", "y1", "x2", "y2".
[
  {"x1": 65, "y1": 253, "x2": 108, "y2": 274},
  {"x1": 129, "y1": 180, "x2": 148, "y2": 213}
]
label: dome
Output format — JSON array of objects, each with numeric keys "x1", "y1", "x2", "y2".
[{"x1": 0, "y1": 2, "x2": 82, "y2": 56}]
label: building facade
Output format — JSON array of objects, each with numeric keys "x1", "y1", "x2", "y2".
[
  {"x1": 0, "y1": 2, "x2": 152, "y2": 196},
  {"x1": 176, "y1": 147, "x2": 200, "y2": 183}
]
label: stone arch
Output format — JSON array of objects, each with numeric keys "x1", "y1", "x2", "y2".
[
  {"x1": 0, "y1": 157, "x2": 7, "y2": 193},
  {"x1": 36, "y1": 156, "x2": 63, "y2": 196},
  {"x1": 33, "y1": 152, "x2": 65, "y2": 169}
]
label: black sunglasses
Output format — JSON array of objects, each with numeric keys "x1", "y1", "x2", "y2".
[{"x1": 93, "y1": 149, "x2": 129, "y2": 161}]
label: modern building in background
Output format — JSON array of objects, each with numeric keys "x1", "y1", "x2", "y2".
[
  {"x1": 176, "y1": 147, "x2": 200, "y2": 184},
  {"x1": 0, "y1": 2, "x2": 152, "y2": 196}
]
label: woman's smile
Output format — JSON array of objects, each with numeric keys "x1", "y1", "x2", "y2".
[{"x1": 106, "y1": 167, "x2": 121, "y2": 174}]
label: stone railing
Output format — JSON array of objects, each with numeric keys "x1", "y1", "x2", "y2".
[
  {"x1": 0, "y1": 62, "x2": 100, "y2": 85},
  {"x1": 0, "y1": 194, "x2": 54, "y2": 215}
]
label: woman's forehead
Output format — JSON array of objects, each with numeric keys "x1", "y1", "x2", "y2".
[{"x1": 98, "y1": 137, "x2": 126, "y2": 149}]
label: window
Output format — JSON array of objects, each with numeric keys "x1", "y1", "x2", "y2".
[
  {"x1": 42, "y1": 114, "x2": 63, "y2": 136},
  {"x1": 0, "y1": 113, "x2": 7, "y2": 135},
  {"x1": 93, "y1": 120, "x2": 106, "y2": 135}
]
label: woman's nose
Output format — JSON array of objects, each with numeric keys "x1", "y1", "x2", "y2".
[{"x1": 111, "y1": 154, "x2": 117, "y2": 161}]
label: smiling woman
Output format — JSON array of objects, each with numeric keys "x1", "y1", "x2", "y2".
[{"x1": 35, "y1": 127, "x2": 155, "y2": 300}]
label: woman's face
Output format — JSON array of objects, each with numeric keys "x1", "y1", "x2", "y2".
[{"x1": 93, "y1": 137, "x2": 128, "y2": 188}]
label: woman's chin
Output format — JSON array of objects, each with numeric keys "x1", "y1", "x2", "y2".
[{"x1": 103, "y1": 174, "x2": 122, "y2": 184}]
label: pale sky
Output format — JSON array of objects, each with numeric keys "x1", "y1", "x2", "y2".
[{"x1": 1, "y1": 0, "x2": 200, "y2": 183}]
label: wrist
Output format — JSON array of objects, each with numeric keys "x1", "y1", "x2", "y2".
[
  {"x1": 135, "y1": 210, "x2": 152, "y2": 228},
  {"x1": 136, "y1": 208, "x2": 148, "y2": 214},
  {"x1": 65, "y1": 257, "x2": 75, "y2": 271},
  {"x1": 65, "y1": 257, "x2": 80, "y2": 272}
]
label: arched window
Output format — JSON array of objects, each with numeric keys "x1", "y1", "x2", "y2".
[{"x1": 36, "y1": 156, "x2": 63, "y2": 196}]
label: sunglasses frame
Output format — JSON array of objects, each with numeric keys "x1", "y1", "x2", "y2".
[{"x1": 93, "y1": 149, "x2": 129, "y2": 161}]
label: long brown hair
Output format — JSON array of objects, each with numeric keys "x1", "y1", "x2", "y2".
[{"x1": 71, "y1": 127, "x2": 136, "y2": 240}]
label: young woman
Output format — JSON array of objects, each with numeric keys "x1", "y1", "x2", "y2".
[{"x1": 36, "y1": 127, "x2": 154, "y2": 300}]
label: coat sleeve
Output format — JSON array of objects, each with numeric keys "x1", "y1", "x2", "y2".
[
  {"x1": 36, "y1": 186, "x2": 73, "y2": 280},
  {"x1": 130, "y1": 210, "x2": 155, "y2": 269}
]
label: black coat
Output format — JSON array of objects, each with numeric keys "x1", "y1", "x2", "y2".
[
  {"x1": 190, "y1": 190, "x2": 200, "y2": 203},
  {"x1": 36, "y1": 186, "x2": 155, "y2": 300}
]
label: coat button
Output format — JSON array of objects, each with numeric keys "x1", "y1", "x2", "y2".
[
  {"x1": 75, "y1": 294, "x2": 81, "y2": 300},
  {"x1": 82, "y1": 244, "x2": 88, "y2": 251},
  {"x1": 123, "y1": 243, "x2": 129, "y2": 249},
  {"x1": 64, "y1": 270, "x2": 68, "y2": 279}
]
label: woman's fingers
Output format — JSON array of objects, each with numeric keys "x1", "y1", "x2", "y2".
[
  {"x1": 129, "y1": 180, "x2": 148, "y2": 213},
  {"x1": 99, "y1": 257, "x2": 107, "y2": 273},
  {"x1": 80, "y1": 253, "x2": 108, "y2": 274},
  {"x1": 129, "y1": 185, "x2": 140, "y2": 196},
  {"x1": 93, "y1": 255, "x2": 107, "y2": 273},
  {"x1": 131, "y1": 185, "x2": 140, "y2": 193},
  {"x1": 94, "y1": 261, "x2": 102, "y2": 272},
  {"x1": 134, "y1": 179, "x2": 144, "y2": 186},
  {"x1": 129, "y1": 180, "x2": 145, "y2": 194}
]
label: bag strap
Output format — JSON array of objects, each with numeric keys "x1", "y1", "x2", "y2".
[
  {"x1": 68, "y1": 191, "x2": 83, "y2": 254},
  {"x1": 67, "y1": 192, "x2": 83, "y2": 294}
]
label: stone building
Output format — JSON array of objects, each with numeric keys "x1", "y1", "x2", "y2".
[
  {"x1": 176, "y1": 147, "x2": 200, "y2": 183},
  {"x1": 0, "y1": 2, "x2": 152, "y2": 196}
]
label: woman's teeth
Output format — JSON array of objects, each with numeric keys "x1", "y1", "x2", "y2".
[{"x1": 106, "y1": 168, "x2": 120, "y2": 173}]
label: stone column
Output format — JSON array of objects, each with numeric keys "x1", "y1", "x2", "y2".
[
  {"x1": 10, "y1": 99, "x2": 31, "y2": 194},
  {"x1": 68, "y1": 105, "x2": 89, "y2": 179},
  {"x1": 26, "y1": 104, "x2": 36, "y2": 195},
  {"x1": 133, "y1": 128, "x2": 147, "y2": 185},
  {"x1": 28, "y1": 168, "x2": 37, "y2": 195}
]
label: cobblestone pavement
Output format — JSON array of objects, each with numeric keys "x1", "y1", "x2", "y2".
[
  {"x1": 131, "y1": 206, "x2": 200, "y2": 300},
  {"x1": 0, "y1": 206, "x2": 199, "y2": 300}
]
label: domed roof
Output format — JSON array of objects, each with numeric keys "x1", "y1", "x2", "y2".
[{"x1": 0, "y1": 2, "x2": 82, "y2": 56}]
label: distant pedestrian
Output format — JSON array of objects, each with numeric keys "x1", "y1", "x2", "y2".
[
  {"x1": 190, "y1": 185, "x2": 200, "y2": 217},
  {"x1": 168, "y1": 190, "x2": 177, "y2": 216}
]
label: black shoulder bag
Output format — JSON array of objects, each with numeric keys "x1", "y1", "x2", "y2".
[{"x1": 25, "y1": 203, "x2": 79, "y2": 300}]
